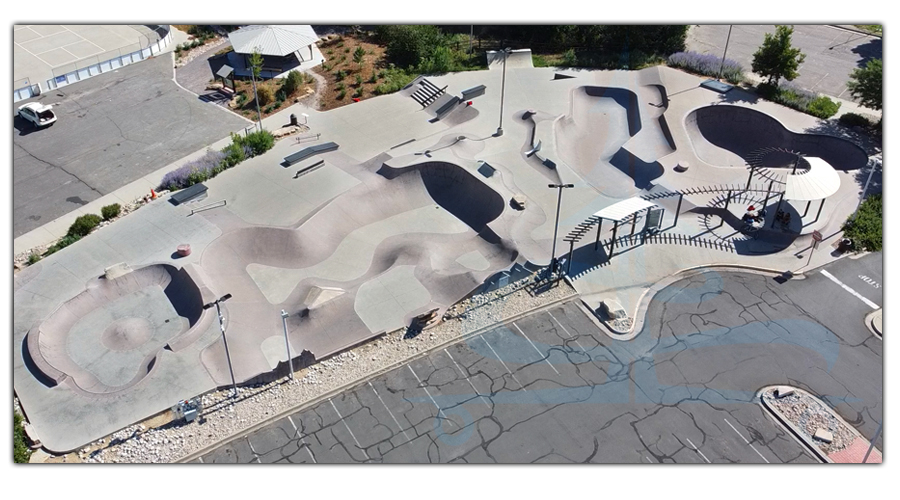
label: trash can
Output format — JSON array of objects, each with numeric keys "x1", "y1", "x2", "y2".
[{"x1": 290, "y1": 113, "x2": 298, "y2": 127}]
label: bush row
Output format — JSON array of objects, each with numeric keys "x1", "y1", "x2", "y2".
[
  {"x1": 159, "y1": 130, "x2": 275, "y2": 191},
  {"x1": 757, "y1": 79, "x2": 841, "y2": 119},
  {"x1": 667, "y1": 51, "x2": 745, "y2": 84},
  {"x1": 842, "y1": 194, "x2": 881, "y2": 252}
]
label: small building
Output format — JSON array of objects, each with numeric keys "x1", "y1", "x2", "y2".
[{"x1": 226, "y1": 25, "x2": 323, "y2": 79}]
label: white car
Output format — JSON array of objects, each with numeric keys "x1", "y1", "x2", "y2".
[{"x1": 17, "y1": 102, "x2": 57, "y2": 128}]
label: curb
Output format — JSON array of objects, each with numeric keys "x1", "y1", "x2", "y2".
[
  {"x1": 865, "y1": 308, "x2": 882, "y2": 338},
  {"x1": 828, "y1": 25, "x2": 881, "y2": 38},
  {"x1": 758, "y1": 386, "x2": 831, "y2": 463},
  {"x1": 176, "y1": 290, "x2": 578, "y2": 463}
]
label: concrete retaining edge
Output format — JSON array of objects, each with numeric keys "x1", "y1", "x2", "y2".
[
  {"x1": 757, "y1": 385, "x2": 831, "y2": 463},
  {"x1": 176, "y1": 289, "x2": 578, "y2": 463}
]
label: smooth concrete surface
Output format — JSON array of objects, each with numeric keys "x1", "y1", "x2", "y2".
[{"x1": 15, "y1": 59, "x2": 876, "y2": 453}]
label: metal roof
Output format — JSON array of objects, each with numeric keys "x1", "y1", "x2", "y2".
[
  {"x1": 593, "y1": 197, "x2": 657, "y2": 223},
  {"x1": 784, "y1": 156, "x2": 841, "y2": 201},
  {"x1": 228, "y1": 25, "x2": 319, "y2": 56},
  {"x1": 216, "y1": 64, "x2": 233, "y2": 78}
]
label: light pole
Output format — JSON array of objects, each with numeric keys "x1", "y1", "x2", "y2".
[
  {"x1": 495, "y1": 47, "x2": 511, "y2": 137},
  {"x1": 716, "y1": 25, "x2": 734, "y2": 82},
  {"x1": 280, "y1": 310, "x2": 295, "y2": 380},
  {"x1": 203, "y1": 293, "x2": 238, "y2": 398},
  {"x1": 548, "y1": 183, "x2": 575, "y2": 278},
  {"x1": 850, "y1": 156, "x2": 880, "y2": 221}
]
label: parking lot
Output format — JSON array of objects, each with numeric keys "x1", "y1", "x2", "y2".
[
  {"x1": 13, "y1": 54, "x2": 249, "y2": 237},
  {"x1": 195, "y1": 259, "x2": 887, "y2": 465}
]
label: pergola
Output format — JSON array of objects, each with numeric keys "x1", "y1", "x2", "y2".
[
  {"x1": 228, "y1": 25, "x2": 319, "y2": 76},
  {"x1": 592, "y1": 197, "x2": 659, "y2": 258},
  {"x1": 772, "y1": 156, "x2": 841, "y2": 226}
]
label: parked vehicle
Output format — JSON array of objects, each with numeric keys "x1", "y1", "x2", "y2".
[{"x1": 17, "y1": 102, "x2": 57, "y2": 128}]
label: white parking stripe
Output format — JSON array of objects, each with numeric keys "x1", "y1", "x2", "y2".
[
  {"x1": 329, "y1": 399, "x2": 370, "y2": 460},
  {"x1": 685, "y1": 437, "x2": 711, "y2": 463},
  {"x1": 407, "y1": 365, "x2": 449, "y2": 422},
  {"x1": 724, "y1": 418, "x2": 771, "y2": 463},
  {"x1": 368, "y1": 381, "x2": 412, "y2": 441},
  {"x1": 444, "y1": 349, "x2": 491, "y2": 407},
  {"x1": 821, "y1": 270, "x2": 879, "y2": 309},
  {"x1": 513, "y1": 323, "x2": 560, "y2": 374},
  {"x1": 547, "y1": 311, "x2": 587, "y2": 352},
  {"x1": 479, "y1": 334, "x2": 527, "y2": 391},
  {"x1": 286, "y1": 415, "x2": 318, "y2": 463}
]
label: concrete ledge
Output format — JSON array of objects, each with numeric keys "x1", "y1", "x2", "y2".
[
  {"x1": 865, "y1": 308, "x2": 882, "y2": 338},
  {"x1": 758, "y1": 385, "x2": 831, "y2": 463}
]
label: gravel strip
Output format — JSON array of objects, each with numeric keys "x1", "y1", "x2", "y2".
[
  {"x1": 57, "y1": 276, "x2": 575, "y2": 463},
  {"x1": 763, "y1": 388, "x2": 856, "y2": 455}
]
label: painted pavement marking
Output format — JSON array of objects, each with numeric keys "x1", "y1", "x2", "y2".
[
  {"x1": 513, "y1": 322, "x2": 560, "y2": 374},
  {"x1": 685, "y1": 437, "x2": 711, "y2": 463},
  {"x1": 478, "y1": 334, "x2": 527, "y2": 392},
  {"x1": 329, "y1": 399, "x2": 371, "y2": 460},
  {"x1": 724, "y1": 418, "x2": 771, "y2": 463},
  {"x1": 444, "y1": 348, "x2": 492, "y2": 407},
  {"x1": 820, "y1": 270, "x2": 879, "y2": 309},
  {"x1": 367, "y1": 381, "x2": 412, "y2": 441},
  {"x1": 407, "y1": 365, "x2": 450, "y2": 423},
  {"x1": 547, "y1": 310, "x2": 588, "y2": 352},
  {"x1": 286, "y1": 415, "x2": 317, "y2": 463}
]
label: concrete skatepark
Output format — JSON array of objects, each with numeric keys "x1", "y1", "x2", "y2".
[{"x1": 14, "y1": 52, "x2": 875, "y2": 452}]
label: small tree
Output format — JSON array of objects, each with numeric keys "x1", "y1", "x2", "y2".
[
  {"x1": 751, "y1": 25, "x2": 806, "y2": 85},
  {"x1": 353, "y1": 46, "x2": 366, "y2": 69},
  {"x1": 281, "y1": 70, "x2": 304, "y2": 96},
  {"x1": 848, "y1": 58, "x2": 882, "y2": 110},
  {"x1": 248, "y1": 48, "x2": 265, "y2": 126},
  {"x1": 843, "y1": 194, "x2": 882, "y2": 252}
]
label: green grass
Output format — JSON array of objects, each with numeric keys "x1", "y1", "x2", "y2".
[
  {"x1": 14, "y1": 412, "x2": 31, "y2": 463},
  {"x1": 854, "y1": 25, "x2": 882, "y2": 36},
  {"x1": 843, "y1": 194, "x2": 882, "y2": 252}
]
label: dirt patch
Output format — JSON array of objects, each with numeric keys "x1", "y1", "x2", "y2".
[
  {"x1": 228, "y1": 77, "x2": 316, "y2": 120},
  {"x1": 312, "y1": 34, "x2": 388, "y2": 111}
]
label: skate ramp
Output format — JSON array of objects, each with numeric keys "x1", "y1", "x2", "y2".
[
  {"x1": 685, "y1": 105, "x2": 868, "y2": 170},
  {"x1": 487, "y1": 49, "x2": 534, "y2": 69},
  {"x1": 24, "y1": 264, "x2": 206, "y2": 395}
]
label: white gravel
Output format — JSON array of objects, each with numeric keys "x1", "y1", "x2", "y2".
[
  {"x1": 763, "y1": 388, "x2": 856, "y2": 455},
  {"x1": 63, "y1": 276, "x2": 576, "y2": 463}
]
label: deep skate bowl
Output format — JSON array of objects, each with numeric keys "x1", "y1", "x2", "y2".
[
  {"x1": 686, "y1": 105, "x2": 868, "y2": 170},
  {"x1": 24, "y1": 264, "x2": 204, "y2": 395}
]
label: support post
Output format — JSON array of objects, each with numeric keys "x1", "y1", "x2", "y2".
[
  {"x1": 630, "y1": 213, "x2": 638, "y2": 235},
  {"x1": 281, "y1": 310, "x2": 294, "y2": 380},
  {"x1": 771, "y1": 193, "x2": 785, "y2": 228},
  {"x1": 764, "y1": 180, "x2": 774, "y2": 205},
  {"x1": 594, "y1": 219, "x2": 603, "y2": 250},
  {"x1": 673, "y1": 193, "x2": 684, "y2": 227},
  {"x1": 814, "y1": 198, "x2": 825, "y2": 223},
  {"x1": 802, "y1": 200, "x2": 812, "y2": 218},
  {"x1": 567, "y1": 240, "x2": 575, "y2": 275},
  {"x1": 609, "y1": 221, "x2": 619, "y2": 258},
  {"x1": 746, "y1": 166, "x2": 755, "y2": 190}
]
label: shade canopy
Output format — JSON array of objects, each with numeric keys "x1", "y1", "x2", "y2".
[
  {"x1": 593, "y1": 197, "x2": 657, "y2": 223},
  {"x1": 784, "y1": 156, "x2": 841, "y2": 201},
  {"x1": 228, "y1": 25, "x2": 319, "y2": 56}
]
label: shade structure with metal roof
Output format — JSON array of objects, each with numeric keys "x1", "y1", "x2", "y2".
[
  {"x1": 783, "y1": 156, "x2": 841, "y2": 201},
  {"x1": 228, "y1": 25, "x2": 319, "y2": 57},
  {"x1": 593, "y1": 196, "x2": 657, "y2": 222}
]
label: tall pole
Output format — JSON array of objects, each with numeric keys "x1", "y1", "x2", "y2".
[
  {"x1": 281, "y1": 310, "x2": 294, "y2": 380},
  {"x1": 496, "y1": 48, "x2": 509, "y2": 137},
  {"x1": 469, "y1": 25, "x2": 474, "y2": 54},
  {"x1": 214, "y1": 301, "x2": 238, "y2": 398},
  {"x1": 548, "y1": 183, "x2": 574, "y2": 276},
  {"x1": 717, "y1": 25, "x2": 733, "y2": 82},
  {"x1": 851, "y1": 157, "x2": 879, "y2": 221},
  {"x1": 862, "y1": 422, "x2": 883, "y2": 463}
]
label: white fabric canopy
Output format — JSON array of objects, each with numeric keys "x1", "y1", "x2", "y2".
[
  {"x1": 784, "y1": 156, "x2": 841, "y2": 201},
  {"x1": 593, "y1": 197, "x2": 657, "y2": 223},
  {"x1": 228, "y1": 25, "x2": 319, "y2": 56}
]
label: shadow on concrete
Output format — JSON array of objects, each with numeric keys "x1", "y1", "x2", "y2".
[
  {"x1": 851, "y1": 38, "x2": 882, "y2": 68},
  {"x1": 608, "y1": 148, "x2": 664, "y2": 190}
]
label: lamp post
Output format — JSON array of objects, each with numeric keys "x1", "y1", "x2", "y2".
[
  {"x1": 495, "y1": 47, "x2": 511, "y2": 137},
  {"x1": 548, "y1": 183, "x2": 575, "y2": 278},
  {"x1": 716, "y1": 25, "x2": 734, "y2": 82},
  {"x1": 280, "y1": 310, "x2": 295, "y2": 380},
  {"x1": 850, "y1": 156, "x2": 880, "y2": 221},
  {"x1": 203, "y1": 294, "x2": 238, "y2": 398}
]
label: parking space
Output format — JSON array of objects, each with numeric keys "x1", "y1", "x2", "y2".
[
  {"x1": 201, "y1": 291, "x2": 839, "y2": 464},
  {"x1": 13, "y1": 54, "x2": 248, "y2": 237}
]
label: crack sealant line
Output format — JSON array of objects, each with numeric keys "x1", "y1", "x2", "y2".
[
  {"x1": 513, "y1": 322, "x2": 560, "y2": 375},
  {"x1": 407, "y1": 365, "x2": 448, "y2": 420},
  {"x1": 177, "y1": 292, "x2": 576, "y2": 463},
  {"x1": 685, "y1": 437, "x2": 711, "y2": 463},
  {"x1": 444, "y1": 349, "x2": 491, "y2": 407},
  {"x1": 328, "y1": 399, "x2": 370, "y2": 461},
  {"x1": 367, "y1": 381, "x2": 412, "y2": 441},
  {"x1": 286, "y1": 415, "x2": 317, "y2": 463},
  {"x1": 723, "y1": 418, "x2": 771, "y2": 463},
  {"x1": 546, "y1": 310, "x2": 587, "y2": 352},
  {"x1": 479, "y1": 334, "x2": 527, "y2": 392}
]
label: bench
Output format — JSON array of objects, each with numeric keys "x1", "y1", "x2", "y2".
[
  {"x1": 282, "y1": 142, "x2": 339, "y2": 167},
  {"x1": 461, "y1": 84, "x2": 486, "y2": 100},
  {"x1": 434, "y1": 96, "x2": 461, "y2": 118},
  {"x1": 169, "y1": 183, "x2": 208, "y2": 206}
]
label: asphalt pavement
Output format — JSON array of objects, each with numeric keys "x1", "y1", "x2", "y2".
[
  {"x1": 194, "y1": 266, "x2": 882, "y2": 463},
  {"x1": 13, "y1": 54, "x2": 248, "y2": 237},
  {"x1": 686, "y1": 24, "x2": 881, "y2": 102}
]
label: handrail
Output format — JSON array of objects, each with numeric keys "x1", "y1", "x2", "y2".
[{"x1": 189, "y1": 199, "x2": 227, "y2": 216}]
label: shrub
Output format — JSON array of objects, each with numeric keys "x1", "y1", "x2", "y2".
[
  {"x1": 344, "y1": 47, "x2": 351, "y2": 53},
  {"x1": 159, "y1": 150, "x2": 227, "y2": 191},
  {"x1": 68, "y1": 214, "x2": 102, "y2": 238},
  {"x1": 221, "y1": 139, "x2": 251, "y2": 168},
  {"x1": 27, "y1": 252, "x2": 41, "y2": 265},
  {"x1": 355, "y1": 74, "x2": 363, "y2": 86},
  {"x1": 373, "y1": 67, "x2": 416, "y2": 95},
  {"x1": 45, "y1": 235, "x2": 81, "y2": 255},
  {"x1": 336, "y1": 82, "x2": 345, "y2": 92},
  {"x1": 806, "y1": 95, "x2": 841, "y2": 119},
  {"x1": 353, "y1": 88, "x2": 363, "y2": 98},
  {"x1": 241, "y1": 130, "x2": 275, "y2": 157},
  {"x1": 843, "y1": 194, "x2": 882, "y2": 252},
  {"x1": 839, "y1": 112, "x2": 874, "y2": 129},
  {"x1": 275, "y1": 89, "x2": 287, "y2": 102},
  {"x1": 101, "y1": 203, "x2": 121, "y2": 221},
  {"x1": 14, "y1": 412, "x2": 31, "y2": 463},
  {"x1": 191, "y1": 39, "x2": 200, "y2": 48},
  {"x1": 667, "y1": 51, "x2": 745, "y2": 84},
  {"x1": 561, "y1": 48, "x2": 578, "y2": 67},
  {"x1": 336, "y1": 89, "x2": 346, "y2": 100},
  {"x1": 281, "y1": 70, "x2": 304, "y2": 95},
  {"x1": 367, "y1": 72, "x2": 377, "y2": 84},
  {"x1": 256, "y1": 86, "x2": 273, "y2": 106}
]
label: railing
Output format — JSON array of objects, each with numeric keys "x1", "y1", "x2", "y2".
[{"x1": 189, "y1": 199, "x2": 227, "y2": 216}]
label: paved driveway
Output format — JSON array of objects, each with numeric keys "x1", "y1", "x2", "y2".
[
  {"x1": 687, "y1": 25, "x2": 881, "y2": 101},
  {"x1": 13, "y1": 54, "x2": 248, "y2": 237},
  {"x1": 195, "y1": 268, "x2": 881, "y2": 463}
]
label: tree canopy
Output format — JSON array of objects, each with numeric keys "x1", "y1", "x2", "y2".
[
  {"x1": 751, "y1": 25, "x2": 806, "y2": 85},
  {"x1": 848, "y1": 58, "x2": 882, "y2": 110}
]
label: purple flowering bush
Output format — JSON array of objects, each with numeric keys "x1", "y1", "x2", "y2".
[
  {"x1": 159, "y1": 150, "x2": 227, "y2": 191},
  {"x1": 667, "y1": 51, "x2": 745, "y2": 84},
  {"x1": 758, "y1": 78, "x2": 841, "y2": 119}
]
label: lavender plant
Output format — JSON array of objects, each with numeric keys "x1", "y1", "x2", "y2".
[{"x1": 667, "y1": 51, "x2": 745, "y2": 84}]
